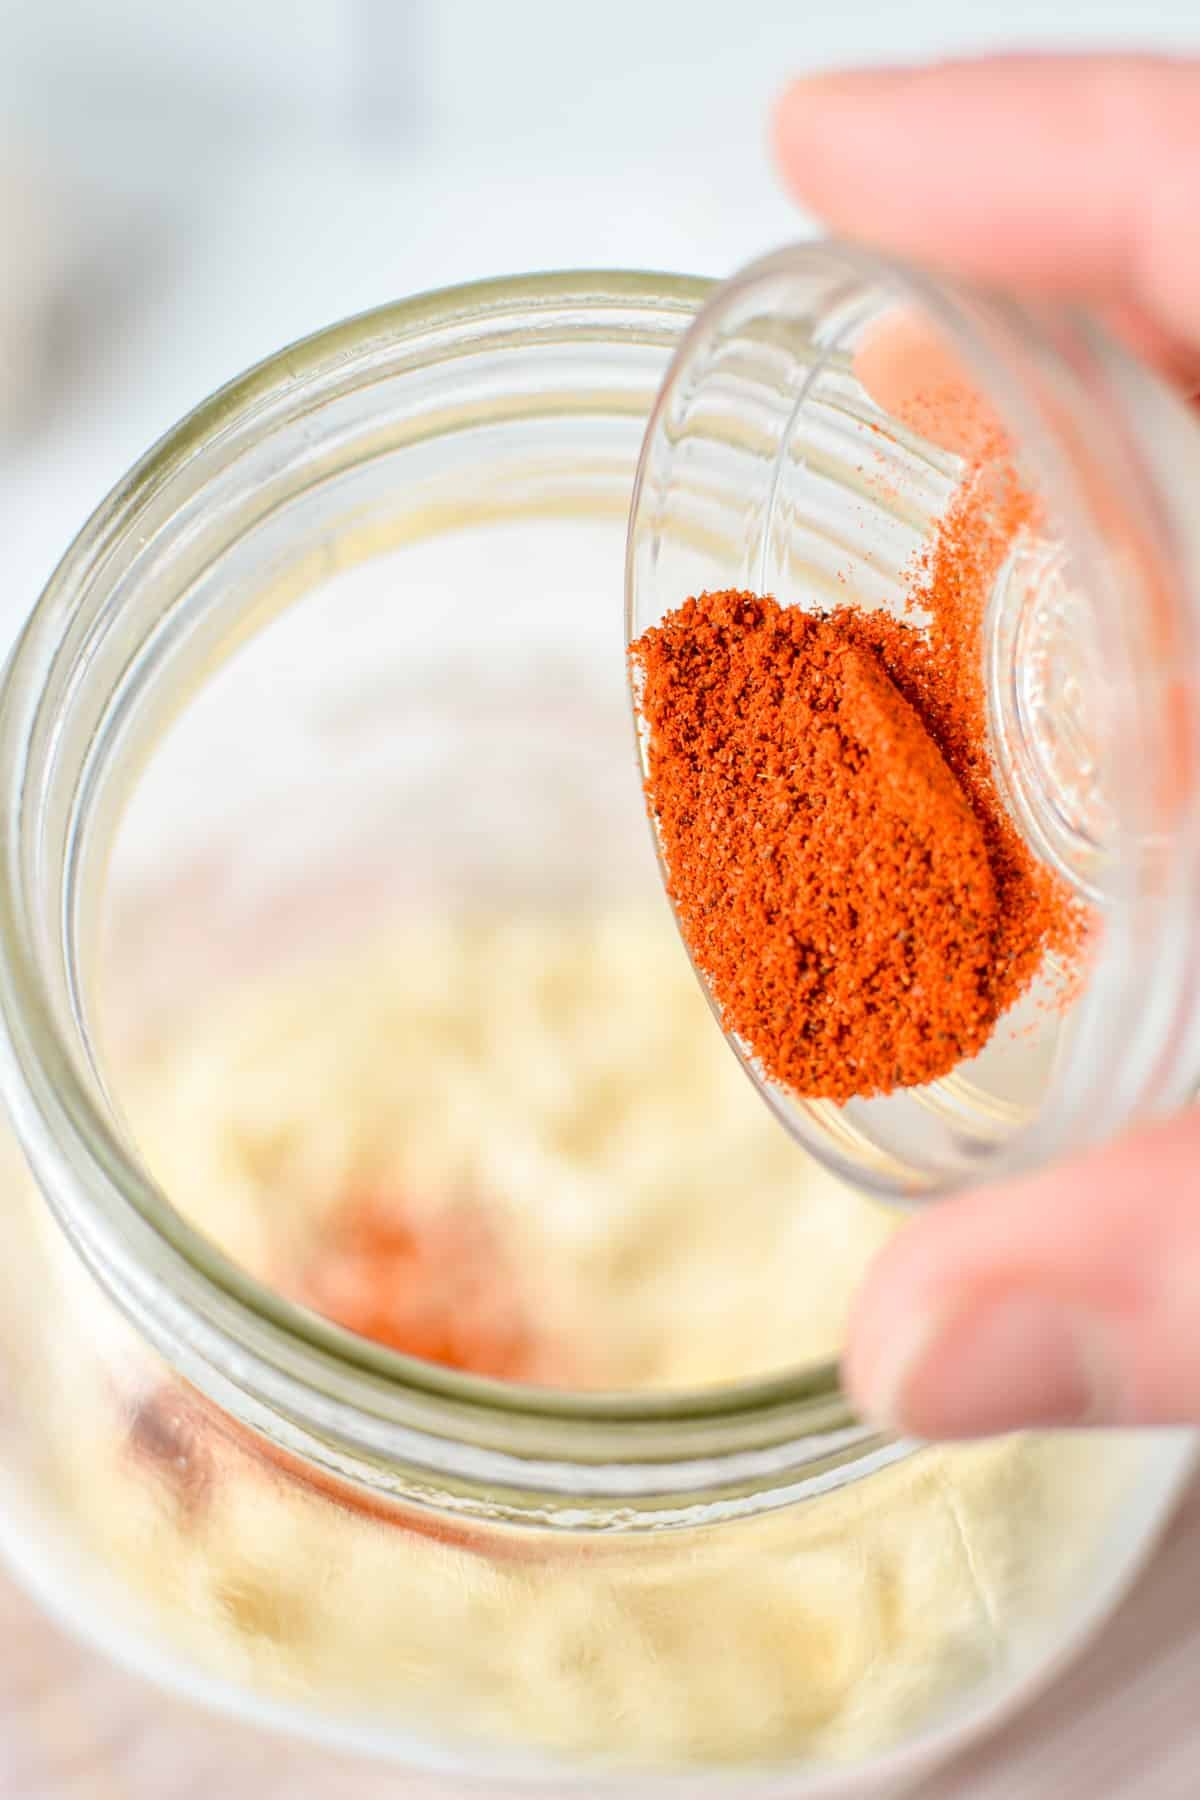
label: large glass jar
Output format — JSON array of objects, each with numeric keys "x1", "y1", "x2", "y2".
[{"x1": 0, "y1": 272, "x2": 1189, "y2": 1794}]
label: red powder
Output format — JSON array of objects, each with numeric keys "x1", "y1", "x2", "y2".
[
  {"x1": 854, "y1": 310, "x2": 1005, "y2": 462},
  {"x1": 632, "y1": 595, "x2": 1001, "y2": 1099},
  {"x1": 630, "y1": 366, "x2": 1084, "y2": 1103},
  {"x1": 127, "y1": 1192, "x2": 555, "y2": 1548},
  {"x1": 297, "y1": 1191, "x2": 542, "y2": 1382}
]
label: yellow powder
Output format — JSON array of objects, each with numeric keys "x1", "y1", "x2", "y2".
[
  {"x1": 19, "y1": 909, "x2": 1147, "y2": 1771},
  {"x1": 127, "y1": 910, "x2": 897, "y2": 1388}
]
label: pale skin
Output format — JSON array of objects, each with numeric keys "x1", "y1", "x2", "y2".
[{"x1": 773, "y1": 54, "x2": 1200, "y2": 1437}]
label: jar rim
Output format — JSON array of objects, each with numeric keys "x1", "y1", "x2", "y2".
[{"x1": 0, "y1": 267, "x2": 895, "y2": 1521}]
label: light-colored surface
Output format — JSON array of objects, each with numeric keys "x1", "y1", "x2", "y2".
[
  {"x1": 3, "y1": 0, "x2": 1200, "y2": 635},
  {"x1": 0, "y1": 1474, "x2": 1197, "y2": 1797},
  {"x1": 125, "y1": 911, "x2": 896, "y2": 1387},
  {"x1": 1, "y1": 4, "x2": 1199, "y2": 1793}
]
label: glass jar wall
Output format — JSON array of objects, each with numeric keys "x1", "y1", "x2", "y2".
[{"x1": 0, "y1": 273, "x2": 1189, "y2": 1792}]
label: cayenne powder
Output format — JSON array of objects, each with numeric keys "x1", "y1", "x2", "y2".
[
  {"x1": 295, "y1": 1189, "x2": 542, "y2": 1380},
  {"x1": 128, "y1": 1188, "x2": 557, "y2": 1553},
  {"x1": 630, "y1": 459, "x2": 1083, "y2": 1103}
]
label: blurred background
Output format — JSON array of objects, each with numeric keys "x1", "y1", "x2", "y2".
[
  {"x1": 0, "y1": 0, "x2": 1198, "y2": 649},
  {"x1": 3, "y1": 4, "x2": 1200, "y2": 1796}
]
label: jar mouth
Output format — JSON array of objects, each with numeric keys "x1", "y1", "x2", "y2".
[{"x1": 0, "y1": 268, "x2": 895, "y2": 1517}]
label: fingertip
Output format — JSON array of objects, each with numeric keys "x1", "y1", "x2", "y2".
[
  {"x1": 843, "y1": 1217, "x2": 1117, "y2": 1440},
  {"x1": 842, "y1": 1214, "x2": 949, "y2": 1430},
  {"x1": 771, "y1": 67, "x2": 907, "y2": 205},
  {"x1": 841, "y1": 1286, "x2": 936, "y2": 1435},
  {"x1": 845, "y1": 1111, "x2": 1200, "y2": 1437},
  {"x1": 770, "y1": 76, "x2": 820, "y2": 203},
  {"x1": 771, "y1": 75, "x2": 834, "y2": 182}
]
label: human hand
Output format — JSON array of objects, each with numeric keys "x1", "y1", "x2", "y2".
[{"x1": 774, "y1": 53, "x2": 1200, "y2": 1437}]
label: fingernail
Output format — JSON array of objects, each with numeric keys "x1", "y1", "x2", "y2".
[{"x1": 856, "y1": 1295, "x2": 1112, "y2": 1438}]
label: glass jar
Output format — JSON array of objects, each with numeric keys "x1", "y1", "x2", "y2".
[
  {"x1": 0, "y1": 270, "x2": 1189, "y2": 1794},
  {"x1": 628, "y1": 244, "x2": 1200, "y2": 1201}
]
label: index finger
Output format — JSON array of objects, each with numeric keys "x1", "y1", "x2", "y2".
[{"x1": 774, "y1": 54, "x2": 1200, "y2": 392}]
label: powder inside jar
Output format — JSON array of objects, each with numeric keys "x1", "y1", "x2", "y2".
[
  {"x1": 294, "y1": 1189, "x2": 543, "y2": 1380},
  {"x1": 10, "y1": 909, "x2": 1140, "y2": 1771}
]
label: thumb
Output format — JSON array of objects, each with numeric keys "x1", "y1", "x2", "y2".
[{"x1": 844, "y1": 1110, "x2": 1200, "y2": 1437}]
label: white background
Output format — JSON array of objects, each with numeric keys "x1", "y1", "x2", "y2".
[
  {"x1": 1, "y1": 0, "x2": 1199, "y2": 639},
  {"x1": 2, "y1": 5, "x2": 1200, "y2": 1795}
]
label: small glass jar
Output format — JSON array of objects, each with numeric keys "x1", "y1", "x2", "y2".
[
  {"x1": 629, "y1": 244, "x2": 1200, "y2": 1201},
  {"x1": 0, "y1": 268, "x2": 1189, "y2": 1794}
]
